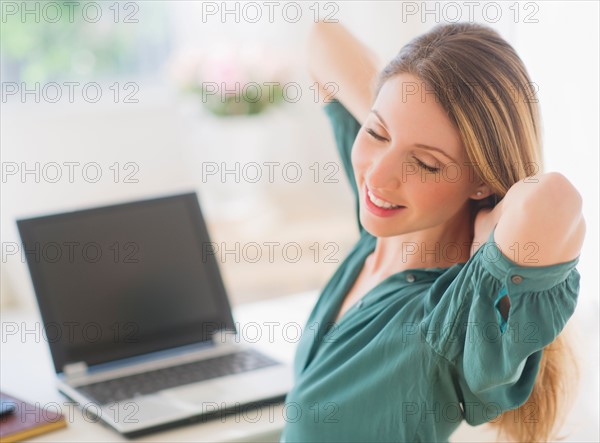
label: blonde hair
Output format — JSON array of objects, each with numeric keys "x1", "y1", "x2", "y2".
[{"x1": 375, "y1": 22, "x2": 578, "y2": 442}]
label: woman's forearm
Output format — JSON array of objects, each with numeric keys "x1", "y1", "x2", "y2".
[{"x1": 307, "y1": 21, "x2": 382, "y2": 124}]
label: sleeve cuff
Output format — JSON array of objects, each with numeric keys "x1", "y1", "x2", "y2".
[
  {"x1": 322, "y1": 98, "x2": 345, "y2": 116},
  {"x1": 477, "y1": 225, "x2": 580, "y2": 293}
]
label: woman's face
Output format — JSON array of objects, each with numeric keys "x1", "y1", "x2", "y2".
[{"x1": 351, "y1": 73, "x2": 483, "y2": 238}]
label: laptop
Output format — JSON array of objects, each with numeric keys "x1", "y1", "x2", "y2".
[{"x1": 17, "y1": 192, "x2": 293, "y2": 437}]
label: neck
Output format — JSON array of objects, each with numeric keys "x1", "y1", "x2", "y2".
[{"x1": 365, "y1": 206, "x2": 474, "y2": 277}]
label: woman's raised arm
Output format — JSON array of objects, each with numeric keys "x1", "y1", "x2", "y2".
[
  {"x1": 307, "y1": 21, "x2": 382, "y2": 124},
  {"x1": 473, "y1": 172, "x2": 585, "y2": 266}
]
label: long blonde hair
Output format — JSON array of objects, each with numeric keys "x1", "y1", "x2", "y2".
[{"x1": 375, "y1": 22, "x2": 578, "y2": 442}]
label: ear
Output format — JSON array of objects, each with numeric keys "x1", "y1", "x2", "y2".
[{"x1": 470, "y1": 184, "x2": 493, "y2": 200}]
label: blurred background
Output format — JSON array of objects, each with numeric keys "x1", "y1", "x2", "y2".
[{"x1": 1, "y1": 1, "x2": 598, "y2": 441}]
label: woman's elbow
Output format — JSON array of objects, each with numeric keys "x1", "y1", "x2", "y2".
[
  {"x1": 529, "y1": 172, "x2": 583, "y2": 222},
  {"x1": 527, "y1": 172, "x2": 586, "y2": 257},
  {"x1": 307, "y1": 21, "x2": 337, "y2": 81}
]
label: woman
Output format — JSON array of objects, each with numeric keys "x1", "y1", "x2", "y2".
[{"x1": 280, "y1": 21, "x2": 586, "y2": 442}]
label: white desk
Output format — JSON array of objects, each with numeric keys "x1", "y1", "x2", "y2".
[{"x1": 0, "y1": 290, "x2": 318, "y2": 442}]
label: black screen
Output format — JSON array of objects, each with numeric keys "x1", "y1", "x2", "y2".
[{"x1": 17, "y1": 193, "x2": 235, "y2": 372}]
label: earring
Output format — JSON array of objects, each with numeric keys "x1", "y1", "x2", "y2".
[{"x1": 476, "y1": 191, "x2": 483, "y2": 196}]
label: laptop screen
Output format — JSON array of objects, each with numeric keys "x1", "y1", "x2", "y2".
[{"x1": 17, "y1": 193, "x2": 236, "y2": 373}]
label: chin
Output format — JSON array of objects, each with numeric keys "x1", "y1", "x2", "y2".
[{"x1": 360, "y1": 218, "x2": 406, "y2": 238}]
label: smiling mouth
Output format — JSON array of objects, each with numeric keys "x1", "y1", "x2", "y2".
[{"x1": 366, "y1": 187, "x2": 404, "y2": 209}]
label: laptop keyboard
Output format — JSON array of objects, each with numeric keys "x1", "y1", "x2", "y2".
[{"x1": 77, "y1": 349, "x2": 280, "y2": 405}]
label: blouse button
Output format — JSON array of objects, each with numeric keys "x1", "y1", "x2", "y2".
[
  {"x1": 406, "y1": 273, "x2": 416, "y2": 283},
  {"x1": 511, "y1": 275, "x2": 523, "y2": 284}
]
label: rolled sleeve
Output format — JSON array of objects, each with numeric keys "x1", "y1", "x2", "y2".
[
  {"x1": 420, "y1": 225, "x2": 581, "y2": 425},
  {"x1": 323, "y1": 99, "x2": 365, "y2": 236}
]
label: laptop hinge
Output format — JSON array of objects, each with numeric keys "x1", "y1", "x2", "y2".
[
  {"x1": 63, "y1": 361, "x2": 88, "y2": 379},
  {"x1": 212, "y1": 328, "x2": 237, "y2": 346}
]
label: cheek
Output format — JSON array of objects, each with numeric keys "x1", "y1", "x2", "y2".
[
  {"x1": 408, "y1": 179, "x2": 445, "y2": 205},
  {"x1": 350, "y1": 133, "x2": 372, "y2": 180},
  {"x1": 406, "y1": 174, "x2": 469, "y2": 210}
]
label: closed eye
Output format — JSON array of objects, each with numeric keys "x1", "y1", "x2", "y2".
[
  {"x1": 365, "y1": 127, "x2": 440, "y2": 172},
  {"x1": 414, "y1": 156, "x2": 440, "y2": 173},
  {"x1": 365, "y1": 128, "x2": 388, "y2": 142}
]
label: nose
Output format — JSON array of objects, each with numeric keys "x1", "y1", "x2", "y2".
[{"x1": 365, "y1": 150, "x2": 401, "y2": 192}]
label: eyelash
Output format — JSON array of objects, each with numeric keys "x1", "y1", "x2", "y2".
[
  {"x1": 365, "y1": 128, "x2": 387, "y2": 142},
  {"x1": 414, "y1": 158, "x2": 440, "y2": 173},
  {"x1": 365, "y1": 128, "x2": 441, "y2": 173}
]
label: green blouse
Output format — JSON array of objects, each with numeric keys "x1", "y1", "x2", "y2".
[{"x1": 279, "y1": 99, "x2": 581, "y2": 442}]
